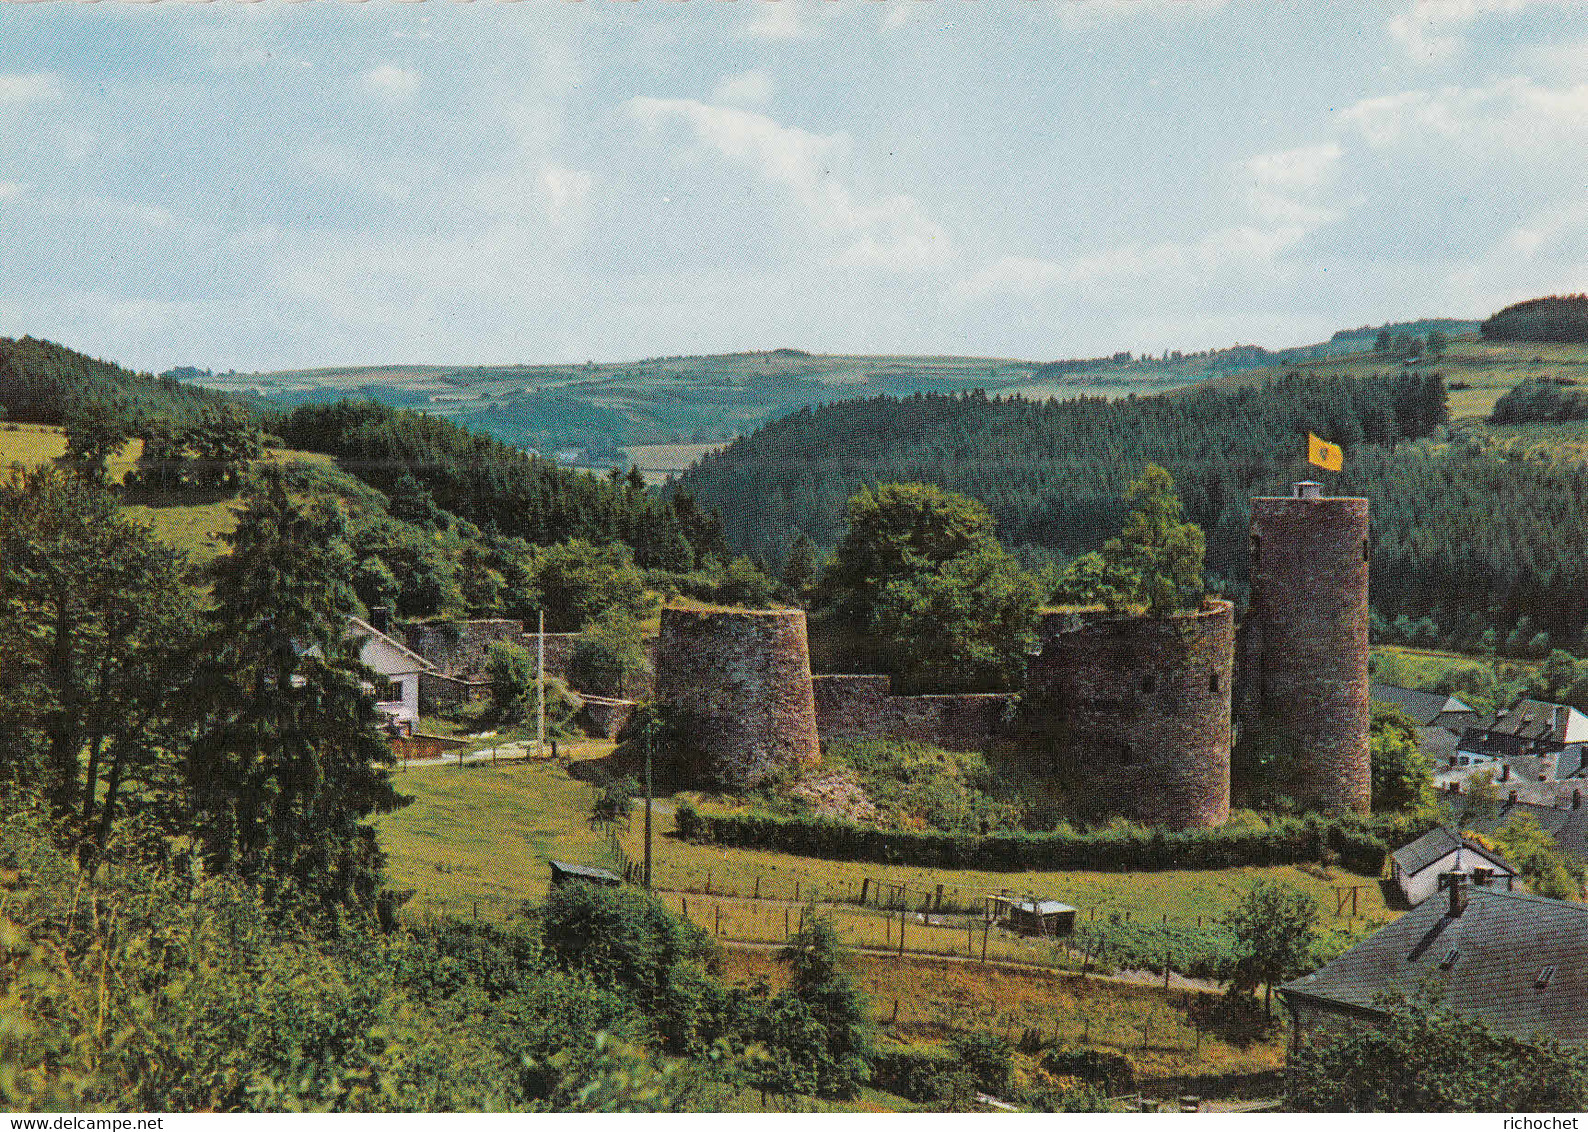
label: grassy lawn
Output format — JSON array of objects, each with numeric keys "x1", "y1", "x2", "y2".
[
  {"x1": 378, "y1": 756, "x2": 1397, "y2": 943},
  {"x1": 0, "y1": 424, "x2": 336, "y2": 568},
  {"x1": 376, "y1": 757, "x2": 622, "y2": 920}
]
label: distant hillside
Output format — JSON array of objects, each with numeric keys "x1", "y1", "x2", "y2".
[
  {"x1": 0, "y1": 335, "x2": 240, "y2": 426},
  {"x1": 193, "y1": 341, "x2": 1376, "y2": 461},
  {"x1": 1481, "y1": 295, "x2": 1588, "y2": 343}
]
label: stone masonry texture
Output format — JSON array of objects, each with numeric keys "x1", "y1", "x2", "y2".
[
  {"x1": 811, "y1": 674, "x2": 1014, "y2": 751},
  {"x1": 1018, "y1": 600, "x2": 1235, "y2": 829},
  {"x1": 1242, "y1": 494, "x2": 1371, "y2": 814},
  {"x1": 653, "y1": 607, "x2": 822, "y2": 789}
]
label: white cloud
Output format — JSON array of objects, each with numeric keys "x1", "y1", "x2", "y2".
[
  {"x1": 745, "y1": 1, "x2": 808, "y2": 42},
  {"x1": 1387, "y1": 0, "x2": 1581, "y2": 62},
  {"x1": 0, "y1": 181, "x2": 24, "y2": 200},
  {"x1": 713, "y1": 70, "x2": 775, "y2": 107},
  {"x1": 958, "y1": 225, "x2": 1305, "y2": 300},
  {"x1": 539, "y1": 164, "x2": 593, "y2": 231},
  {"x1": 0, "y1": 73, "x2": 63, "y2": 105},
  {"x1": 1341, "y1": 77, "x2": 1588, "y2": 153},
  {"x1": 1238, "y1": 142, "x2": 1348, "y2": 228},
  {"x1": 364, "y1": 64, "x2": 420, "y2": 97},
  {"x1": 626, "y1": 96, "x2": 950, "y2": 271}
]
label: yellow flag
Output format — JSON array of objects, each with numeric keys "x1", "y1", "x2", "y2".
[{"x1": 1308, "y1": 432, "x2": 1343, "y2": 472}]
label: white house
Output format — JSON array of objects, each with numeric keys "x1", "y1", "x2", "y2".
[
  {"x1": 1389, "y1": 825, "x2": 1519, "y2": 907},
  {"x1": 346, "y1": 615, "x2": 435, "y2": 731}
]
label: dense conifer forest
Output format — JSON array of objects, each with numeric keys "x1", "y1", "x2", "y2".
[
  {"x1": 675, "y1": 371, "x2": 1588, "y2": 651},
  {"x1": 1480, "y1": 295, "x2": 1588, "y2": 343},
  {"x1": 0, "y1": 335, "x2": 240, "y2": 425}
]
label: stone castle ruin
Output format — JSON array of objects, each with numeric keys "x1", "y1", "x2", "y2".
[
  {"x1": 644, "y1": 481, "x2": 1370, "y2": 827},
  {"x1": 398, "y1": 482, "x2": 1370, "y2": 827},
  {"x1": 651, "y1": 607, "x2": 823, "y2": 788}
]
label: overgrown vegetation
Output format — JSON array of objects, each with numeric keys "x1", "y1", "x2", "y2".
[{"x1": 812, "y1": 739, "x2": 1023, "y2": 834}]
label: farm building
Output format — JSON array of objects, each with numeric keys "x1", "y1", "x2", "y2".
[
  {"x1": 1279, "y1": 882, "x2": 1588, "y2": 1051},
  {"x1": 990, "y1": 896, "x2": 1076, "y2": 936},
  {"x1": 1388, "y1": 826, "x2": 1518, "y2": 906}
]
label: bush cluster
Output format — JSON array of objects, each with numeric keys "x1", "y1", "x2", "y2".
[{"x1": 673, "y1": 802, "x2": 1425, "y2": 875}]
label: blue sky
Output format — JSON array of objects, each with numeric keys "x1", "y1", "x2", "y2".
[{"x1": 0, "y1": 0, "x2": 1584, "y2": 372}]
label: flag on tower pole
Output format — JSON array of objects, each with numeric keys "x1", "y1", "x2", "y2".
[{"x1": 1307, "y1": 433, "x2": 1343, "y2": 472}]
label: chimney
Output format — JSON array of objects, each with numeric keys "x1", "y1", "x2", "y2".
[
  {"x1": 1447, "y1": 873, "x2": 1469, "y2": 917},
  {"x1": 1292, "y1": 481, "x2": 1323, "y2": 500},
  {"x1": 1501, "y1": 764, "x2": 1511, "y2": 782},
  {"x1": 1574, "y1": 790, "x2": 1582, "y2": 811},
  {"x1": 370, "y1": 606, "x2": 391, "y2": 633},
  {"x1": 1508, "y1": 789, "x2": 1519, "y2": 805}
]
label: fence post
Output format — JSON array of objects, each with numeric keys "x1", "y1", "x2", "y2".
[
  {"x1": 935, "y1": 884, "x2": 944, "y2": 911},
  {"x1": 861, "y1": 877, "x2": 870, "y2": 905},
  {"x1": 754, "y1": 876, "x2": 760, "y2": 901},
  {"x1": 715, "y1": 904, "x2": 721, "y2": 936},
  {"x1": 706, "y1": 870, "x2": 712, "y2": 896},
  {"x1": 795, "y1": 880, "x2": 800, "y2": 902},
  {"x1": 898, "y1": 908, "x2": 905, "y2": 956},
  {"x1": 982, "y1": 921, "x2": 989, "y2": 963},
  {"x1": 785, "y1": 908, "x2": 790, "y2": 939}
]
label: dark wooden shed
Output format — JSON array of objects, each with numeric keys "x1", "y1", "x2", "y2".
[
  {"x1": 992, "y1": 896, "x2": 1076, "y2": 937},
  {"x1": 549, "y1": 860, "x2": 623, "y2": 889}
]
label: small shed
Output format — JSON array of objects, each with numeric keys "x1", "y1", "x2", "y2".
[
  {"x1": 549, "y1": 860, "x2": 623, "y2": 890},
  {"x1": 992, "y1": 896, "x2": 1076, "y2": 937}
]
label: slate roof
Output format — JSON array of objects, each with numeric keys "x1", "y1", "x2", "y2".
[
  {"x1": 1444, "y1": 794, "x2": 1588, "y2": 863},
  {"x1": 1372, "y1": 684, "x2": 1477, "y2": 729},
  {"x1": 1390, "y1": 826, "x2": 1518, "y2": 879},
  {"x1": 1483, "y1": 699, "x2": 1588, "y2": 744},
  {"x1": 1279, "y1": 888, "x2": 1588, "y2": 1043},
  {"x1": 548, "y1": 860, "x2": 622, "y2": 884}
]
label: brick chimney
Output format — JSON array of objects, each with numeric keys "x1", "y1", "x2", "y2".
[
  {"x1": 1501, "y1": 764, "x2": 1511, "y2": 782},
  {"x1": 1446, "y1": 872, "x2": 1469, "y2": 917}
]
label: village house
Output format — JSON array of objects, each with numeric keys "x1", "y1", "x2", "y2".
[
  {"x1": 1278, "y1": 881, "x2": 1588, "y2": 1052},
  {"x1": 346, "y1": 613, "x2": 435, "y2": 732},
  {"x1": 1388, "y1": 825, "x2": 1518, "y2": 906},
  {"x1": 1371, "y1": 683, "x2": 1479, "y2": 768}
]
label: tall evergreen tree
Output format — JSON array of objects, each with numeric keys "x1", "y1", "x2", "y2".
[{"x1": 185, "y1": 466, "x2": 408, "y2": 911}]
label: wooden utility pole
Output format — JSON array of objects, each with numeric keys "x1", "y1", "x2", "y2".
[
  {"x1": 536, "y1": 610, "x2": 546, "y2": 760},
  {"x1": 643, "y1": 732, "x2": 654, "y2": 890}
]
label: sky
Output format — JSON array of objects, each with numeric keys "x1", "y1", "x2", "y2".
[{"x1": 0, "y1": 0, "x2": 1585, "y2": 373}]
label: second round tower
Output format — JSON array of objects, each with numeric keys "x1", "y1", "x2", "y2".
[{"x1": 1240, "y1": 481, "x2": 1371, "y2": 814}]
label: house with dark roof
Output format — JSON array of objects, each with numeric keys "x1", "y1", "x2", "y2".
[
  {"x1": 1389, "y1": 826, "x2": 1518, "y2": 906},
  {"x1": 1445, "y1": 791, "x2": 1588, "y2": 865},
  {"x1": 1278, "y1": 882, "x2": 1588, "y2": 1052},
  {"x1": 1371, "y1": 684, "x2": 1480, "y2": 775},
  {"x1": 1371, "y1": 684, "x2": 1479, "y2": 733}
]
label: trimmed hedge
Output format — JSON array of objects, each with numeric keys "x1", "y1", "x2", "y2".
[
  {"x1": 869, "y1": 1041, "x2": 971, "y2": 1103},
  {"x1": 674, "y1": 802, "x2": 1432, "y2": 875}
]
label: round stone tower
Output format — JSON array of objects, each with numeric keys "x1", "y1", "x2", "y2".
[
  {"x1": 1241, "y1": 481, "x2": 1371, "y2": 814},
  {"x1": 652, "y1": 606, "x2": 822, "y2": 789},
  {"x1": 1020, "y1": 599, "x2": 1235, "y2": 829}
]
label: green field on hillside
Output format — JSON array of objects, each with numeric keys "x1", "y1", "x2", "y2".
[{"x1": 0, "y1": 424, "x2": 336, "y2": 566}]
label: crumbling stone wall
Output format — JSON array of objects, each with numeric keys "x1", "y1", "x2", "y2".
[
  {"x1": 653, "y1": 607, "x2": 822, "y2": 789},
  {"x1": 1016, "y1": 600, "x2": 1235, "y2": 829},
  {"x1": 403, "y1": 620, "x2": 532, "y2": 680},
  {"x1": 1240, "y1": 492, "x2": 1371, "y2": 814},
  {"x1": 812, "y1": 674, "x2": 1014, "y2": 751}
]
